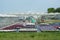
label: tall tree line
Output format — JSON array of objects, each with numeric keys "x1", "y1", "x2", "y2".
[{"x1": 47, "y1": 7, "x2": 60, "y2": 13}]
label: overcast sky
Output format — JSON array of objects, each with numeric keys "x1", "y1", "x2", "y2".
[{"x1": 0, "y1": 0, "x2": 60, "y2": 13}]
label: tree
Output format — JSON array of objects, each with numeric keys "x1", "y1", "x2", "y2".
[
  {"x1": 55, "y1": 8, "x2": 60, "y2": 13},
  {"x1": 47, "y1": 8, "x2": 55, "y2": 13}
]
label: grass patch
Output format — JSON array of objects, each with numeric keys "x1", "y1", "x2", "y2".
[{"x1": 0, "y1": 32, "x2": 60, "y2": 40}]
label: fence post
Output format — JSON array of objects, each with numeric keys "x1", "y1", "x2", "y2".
[
  {"x1": 15, "y1": 27, "x2": 20, "y2": 32},
  {"x1": 35, "y1": 25, "x2": 41, "y2": 32}
]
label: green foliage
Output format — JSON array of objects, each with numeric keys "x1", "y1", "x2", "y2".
[
  {"x1": 47, "y1": 7, "x2": 60, "y2": 13},
  {"x1": 48, "y1": 8, "x2": 55, "y2": 13},
  {"x1": 55, "y1": 8, "x2": 60, "y2": 13}
]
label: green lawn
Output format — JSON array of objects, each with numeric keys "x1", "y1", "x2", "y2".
[{"x1": 0, "y1": 32, "x2": 60, "y2": 40}]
